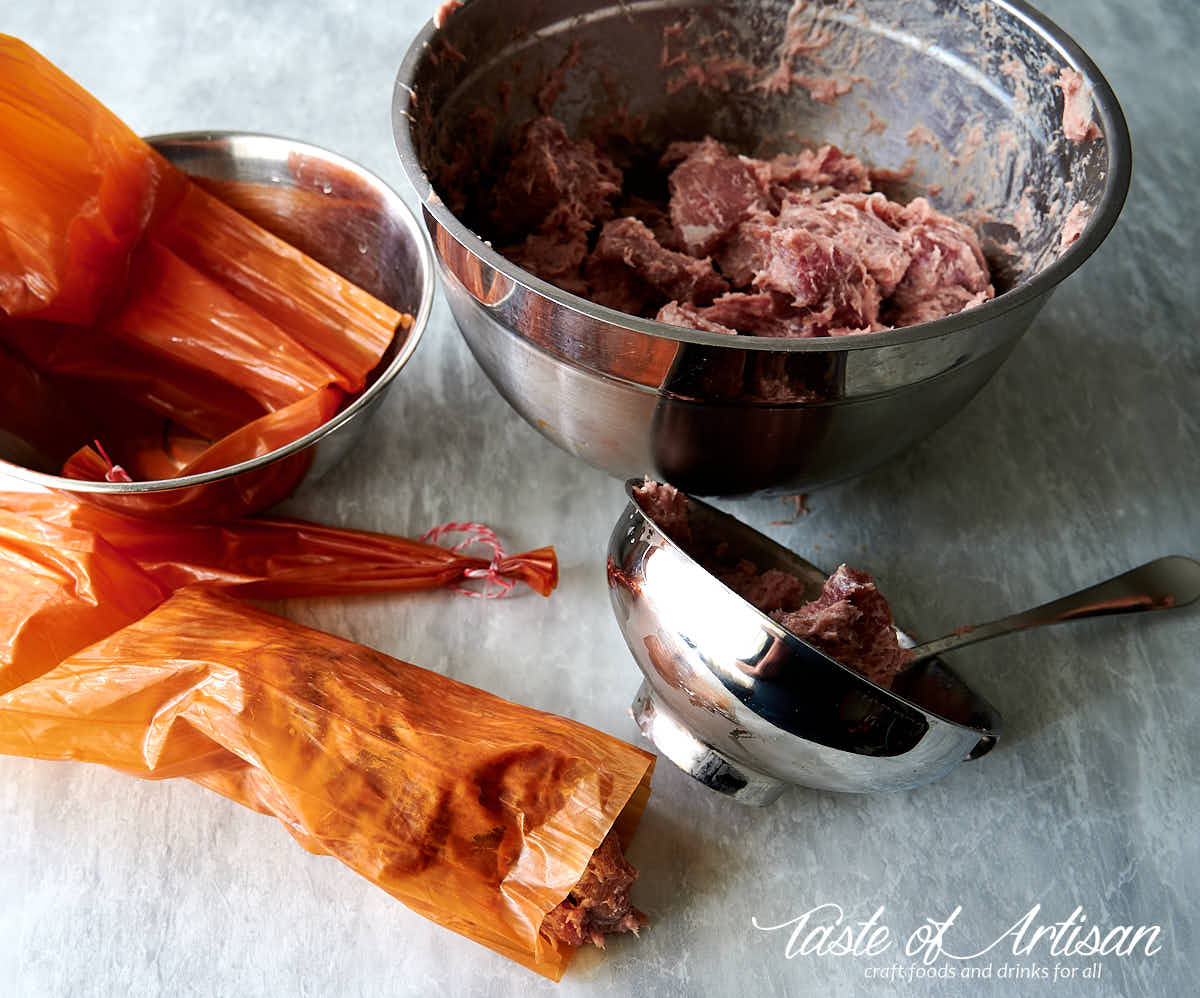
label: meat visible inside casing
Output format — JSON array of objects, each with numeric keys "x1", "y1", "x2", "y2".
[{"x1": 541, "y1": 830, "x2": 646, "y2": 949}]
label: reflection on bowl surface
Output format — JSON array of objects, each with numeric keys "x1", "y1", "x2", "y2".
[
  {"x1": 606, "y1": 481, "x2": 1001, "y2": 801},
  {"x1": 395, "y1": 0, "x2": 1129, "y2": 495}
]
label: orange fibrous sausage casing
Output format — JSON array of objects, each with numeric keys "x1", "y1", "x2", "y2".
[{"x1": 0, "y1": 587, "x2": 653, "y2": 979}]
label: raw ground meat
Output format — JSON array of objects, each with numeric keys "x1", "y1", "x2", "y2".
[
  {"x1": 483, "y1": 117, "x2": 993, "y2": 343},
  {"x1": 884, "y1": 198, "x2": 992, "y2": 327},
  {"x1": 541, "y1": 830, "x2": 646, "y2": 948},
  {"x1": 779, "y1": 193, "x2": 911, "y2": 296},
  {"x1": 693, "y1": 291, "x2": 807, "y2": 339},
  {"x1": 593, "y1": 217, "x2": 728, "y2": 304},
  {"x1": 756, "y1": 144, "x2": 873, "y2": 201},
  {"x1": 755, "y1": 226, "x2": 882, "y2": 332},
  {"x1": 490, "y1": 117, "x2": 621, "y2": 239},
  {"x1": 631, "y1": 479, "x2": 693, "y2": 544},
  {"x1": 491, "y1": 116, "x2": 621, "y2": 293},
  {"x1": 656, "y1": 301, "x2": 737, "y2": 337},
  {"x1": 667, "y1": 137, "x2": 769, "y2": 255},
  {"x1": 1054, "y1": 68, "x2": 1102, "y2": 144},
  {"x1": 713, "y1": 211, "x2": 777, "y2": 286},
  {"x1": 771, "y1": 565, "x2": 913, "y2": 688},
  {"x1": 632, "y1": 479, "x2": 912, "y2": 688},
  {"x1": 1059, "y1": 201, "x2": 1090, "y2": 251},
  {"x1": 719, "y1": 559, "x2": 811, "y2": 613},
  {"x1": 506, "y1": 225, "x2": 591, "y2": 297}
]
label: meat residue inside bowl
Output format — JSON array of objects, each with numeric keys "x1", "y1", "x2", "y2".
[
  {"x1": 484, "y1": 115, "x2": 994, "y2": 339},
  {"x1": 634, "y1": 480, "x2": 912, "y2": 687}
]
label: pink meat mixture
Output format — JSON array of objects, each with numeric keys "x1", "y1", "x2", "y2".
[
  {"x1": 1054, "y1": 68, "x2": 1101, "y2": 144},
  {"x1": 491, "y1": 117, "x2": 993, "y2": 338},
  {"x1": 634, "y1": 481, "x2": 912, "y2": 688},
  {"x1": 541, "y1": 830, "x2": 646, "y2": 949},
  {"x1": 763, "y1": 565, "x2": 913, "y2": 689}
]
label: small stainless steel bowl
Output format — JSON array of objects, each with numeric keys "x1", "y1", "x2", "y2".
[
  {"x1": 607, "y1": 482, "x2": 1000, "y2": 801},
  {"x1": 394, "y1": 0, "x2": 1130, "y2": 495},
  {"x1": 0, "y1": 131, "x2": 434, "y2": 521}
]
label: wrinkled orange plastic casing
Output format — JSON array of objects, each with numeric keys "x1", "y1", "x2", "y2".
[
  {"x1": 0, "y1": 35, "x2": 405, "y2": 492},
  {"x1": 0, "y1": 493, "x2": 558, "y2": 695},
  {"x1": 0, "y1": 499, "x2": 635, "y2": 979},
  {"x1": 0, "y1": 587, "x2": 653, "y2": 980}
]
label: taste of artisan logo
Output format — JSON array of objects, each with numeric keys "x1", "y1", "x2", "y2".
[{"x1": 751, "y1": 903, "x2": 1163, "y2": 982}]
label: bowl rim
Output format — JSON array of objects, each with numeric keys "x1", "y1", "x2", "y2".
[
  {"x1": 619, "y1": 479, "x2": 1001, "y2": 740},
  {"x1": 0, "y1": 130, "x2": 436, "y2": 495},
  {"x1": 392, "y1": 0, "x2": 1132, "y2": 355}
]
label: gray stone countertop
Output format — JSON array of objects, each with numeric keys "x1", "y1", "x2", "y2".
[{"x1": 1, "y1": 1, "x2": 1196, "y2": 996}]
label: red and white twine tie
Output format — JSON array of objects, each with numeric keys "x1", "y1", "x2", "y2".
[{"x1": 419, "y1": 521, "x2": 514, "y2": 599}]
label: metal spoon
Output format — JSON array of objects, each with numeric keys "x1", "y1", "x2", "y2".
[
  {"x1": 612, "y1": 482, "x2": 1200, "y2": 799},
  {"x1": 906, "y1": 555, "x2": 1200, "y2": 664}
]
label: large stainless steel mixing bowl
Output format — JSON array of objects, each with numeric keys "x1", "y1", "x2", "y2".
[
  {"x1": 394, "y1": 0, "x2": 1130, "y2": 494},
  {"x1": 0, "y1": 132, "x2": 434, "y2": 521}
]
